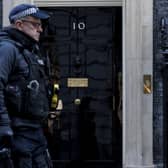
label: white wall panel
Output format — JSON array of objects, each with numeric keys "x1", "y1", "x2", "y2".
[{"x1": 34, "y1": 0, "x2": 122, "y2": 6}]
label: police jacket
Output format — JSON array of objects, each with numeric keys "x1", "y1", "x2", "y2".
[{"x1": 0, "y1": 27, "x2": 50, "y2": 128}]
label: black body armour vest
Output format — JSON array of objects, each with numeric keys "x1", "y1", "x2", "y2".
[{"x1": 5, "y1": 46, "x2": 49, "y2": 121}]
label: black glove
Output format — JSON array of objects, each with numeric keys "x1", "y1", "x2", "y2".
[{"x1": 0, "y1": 125, "x2": 13, "y2": 149}]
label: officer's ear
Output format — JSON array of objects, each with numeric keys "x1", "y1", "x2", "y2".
[{"x1": 13, "y1": 20, "x2": 24, "y2": 30}]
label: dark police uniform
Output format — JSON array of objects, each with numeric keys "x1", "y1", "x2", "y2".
[{"x1": 0, "y1": 27, "x2": 52, "y2": 168}]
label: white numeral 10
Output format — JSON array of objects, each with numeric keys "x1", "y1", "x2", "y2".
[{"x1": 73, "y1": 22, "x2": 85, "y2": 30}]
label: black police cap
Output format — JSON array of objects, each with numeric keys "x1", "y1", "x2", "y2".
[{"x1": 9, "y1": 4, "x2": 50, "y2": 23}]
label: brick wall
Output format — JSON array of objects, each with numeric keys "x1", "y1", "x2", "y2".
[
  {"x1": 153, "y1": 0, "x2": 168, "y2": 167},
  {"x1": 0, "y1": 0, "x2": 2, "y2": 29}
]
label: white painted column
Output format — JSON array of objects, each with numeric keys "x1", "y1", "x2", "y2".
[
  {"x1": 123, "y1": 0, "x2": 155, "y2": 167},
  {"x1": 2, "y1": 0, "x2": 33, "y2": 26}
]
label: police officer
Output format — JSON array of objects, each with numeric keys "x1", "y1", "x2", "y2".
[{"x1": 0, "y1": 3, "x2": 53, "y2": 168}]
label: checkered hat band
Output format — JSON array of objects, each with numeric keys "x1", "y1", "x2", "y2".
[{"x1": 10, "y1": 7, "x2": 39, "y2": 21}]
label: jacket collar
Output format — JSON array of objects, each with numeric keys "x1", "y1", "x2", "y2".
[{"x1": 2, "y1": 27, "x2": 38, "y2": 51}]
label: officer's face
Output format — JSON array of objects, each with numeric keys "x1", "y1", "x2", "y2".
[{"x1": 15, "y1": 16, "x2": 43, "y2": 41}]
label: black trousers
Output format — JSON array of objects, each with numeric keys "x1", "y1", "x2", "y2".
[
  {"x1": 0, "y1": 148, "x2": 14, "y2": 168},
  {"x1": 11, "y1": 127, "x2": 53, "y2": 168}
]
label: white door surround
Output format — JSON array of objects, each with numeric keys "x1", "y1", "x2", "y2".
[{"x1": 2, "y1": 0, "x2": 155, "y2": 167}]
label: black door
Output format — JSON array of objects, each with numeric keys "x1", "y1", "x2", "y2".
[{"x1": 41, "y1": 7, "x2": 122, "y2": 168}]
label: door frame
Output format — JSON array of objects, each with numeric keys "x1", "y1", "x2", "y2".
[{"x1": 3, "y1": 0, "x2": 155, "y2": 167}]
